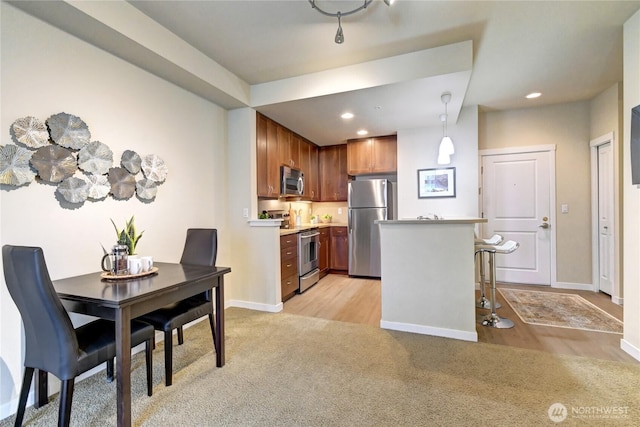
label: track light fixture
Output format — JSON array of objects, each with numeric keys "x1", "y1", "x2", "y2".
[
  {"x1": 309, "y1": 0, "x2": 395, "y2": 44},
  {"x1": 437, "y1": 92, "x2": 455, "y2": 165}
]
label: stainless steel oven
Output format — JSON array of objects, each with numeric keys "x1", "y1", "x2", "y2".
[{"x1": 298, "y1": 228, "x2": 320, "y2": 293}]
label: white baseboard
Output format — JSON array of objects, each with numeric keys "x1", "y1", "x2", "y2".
[
  {"x1": 611, "y1": 295, "x2": 624, "y2": 305},
  {"x1": 552, "y1": 281, "x2": 595, "y2": 291},
  {"x1": 380, "y1": 320, "x2": 478, "y2": 342},
  {"x1": 228, "y1": 299, "x2": 282, "y2": 313},
  {"x1": 620, "y1": 339, "x2": 640, "y2": 362}
]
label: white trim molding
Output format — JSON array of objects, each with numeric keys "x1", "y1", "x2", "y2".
[
  {"x1": 380, "y1": 320, "x2": 478, "y2": 342},
  {"x1": 478, "y1": 144, "x2": 557, "y2": 287},
  {"x1": 229, "y1": 299, "x2": 283, "y2": 313},
  {"x1": 590, "y1": 132, "x2": 622, "y2": 304}
]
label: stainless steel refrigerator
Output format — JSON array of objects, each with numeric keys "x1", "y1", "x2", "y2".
[{"x1": 348, "y1": 179, "x2": 395, "y2": 277}]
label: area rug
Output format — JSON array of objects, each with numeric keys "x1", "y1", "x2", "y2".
[{"x1": 498, "y1": 288, "x2": 623, "y2": 334}]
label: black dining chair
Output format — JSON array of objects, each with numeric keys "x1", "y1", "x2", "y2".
[
  {"x1": 137, "y1": 228, "x2": 218, "y2": 386},
  {"x1": 2, "y1": 245, "x2": 154, "y2": 427}
]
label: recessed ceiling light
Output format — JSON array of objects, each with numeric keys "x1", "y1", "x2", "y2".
[
  {"x1": 357, "y1": 129, "x2": 368, "y2": 136},
  {"x1": 526, "y1": 92, "x2": 542, "y2": 99},
  {"x1": 341, "y1": 112, "x2": 354, "y2": 119}
]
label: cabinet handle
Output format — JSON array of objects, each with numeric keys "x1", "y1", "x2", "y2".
[
  {"x1": 286, "y1": 264, "x2": 292, "y2": 268},
  {"x1": 286, "y1": 251, "x2": 292, "y2": 255}
]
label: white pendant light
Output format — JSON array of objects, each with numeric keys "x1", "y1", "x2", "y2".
[
  {"x1": 437, "y1": 92, "x2": 454, "y2": 164},
  {"x1": 437, "y1": 151, "x2": 451, "y2": 165}
]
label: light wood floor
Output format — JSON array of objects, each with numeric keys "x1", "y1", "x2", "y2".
[{"x1": 283, "y1": 274, "x2": 638, "y2": 363}]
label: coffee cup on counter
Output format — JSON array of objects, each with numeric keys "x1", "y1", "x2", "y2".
[
  {"x1": 128, "y1": 256, "x2": 142, "y2": 275},
  {"x1": 140, "y1": 256, "x2": 153, "y2": 272}
]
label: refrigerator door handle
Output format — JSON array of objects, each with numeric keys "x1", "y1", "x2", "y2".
[{"x1": 348, "y1": 209, "x2": 352, "y2": 233}]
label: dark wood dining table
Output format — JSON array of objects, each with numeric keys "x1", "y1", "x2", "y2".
[{"x1": 38, "y1": 262, "x2": 231, "y2": 427}]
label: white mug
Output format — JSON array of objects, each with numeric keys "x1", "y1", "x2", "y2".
[
  {"x1": 140, "y1": 256, "x2": 153, "y2": 272},
  {"x1": 128, "y1": 256, "x2": 142, "y2": 275}
]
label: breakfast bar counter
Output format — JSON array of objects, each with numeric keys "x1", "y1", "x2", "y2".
[{"x1": 376, "y1": 218, "x2": 486, "y2": 342}]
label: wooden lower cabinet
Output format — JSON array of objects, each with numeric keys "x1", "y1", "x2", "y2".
[
  {"x1": 318, "y1": 227, "x2": 330, "y2": 278},
  {"x1": 280, "y1": 234, "x2": 299, "y2": 301},
  {"x1": 330, "y1": 226, "x2": 348, "y2": 273}
]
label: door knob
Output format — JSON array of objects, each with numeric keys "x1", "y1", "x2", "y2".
[{"x1": 538, "y1": 222, "x2": 550, "y2": 229}]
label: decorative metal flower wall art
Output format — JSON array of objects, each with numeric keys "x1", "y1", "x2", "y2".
[
  {"x1": 108, "y1": 167, "x2": 137, "y2": 200},
  {"x1": 78, "y1": 141, "x2": 113, "y2": 175},
  {"x1": 11, "y1": 116, "x2": 50, "y2": 148},
  {"x1": 0, "y1": 144, "x2": 36, "y2": 186},
  {"x1": 141, "y1": 154, "x2": 168, "y2": 183},
  {"x1": 57, "y1": 176, "x2": 89, "y2": 203},
  {"x1": 2, "y1": 113, "x2": 168, "y2": 206},
  {"x1": 135, "y1": 178, "x2": 158, "y2": 200},
  {"x1": 46, "y1": 112, "x2": 91, "y2": 150},
  {"x1": 121, "y1": 150, "x2": 142, "y2": 174},
  {"x1": 84, "y1": 174, "x2": 111, "y2": 200},
  {"x1": 30, "y1": 145, "x2": 77, "y2": 183}
]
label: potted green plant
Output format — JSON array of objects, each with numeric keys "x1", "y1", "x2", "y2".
[
  {"x1": 321, "y1": 214, "x2": 332, "y2": 223},
  {"x1": 111, "y1": 216, "x2": 144, "y2": 255}
]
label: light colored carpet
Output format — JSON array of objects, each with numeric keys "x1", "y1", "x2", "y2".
[
  {"x1": 499, "y1": 288, "x2": 623, "y2": 334},
  {"x1": 2, "y1": 307, "x2": 639, "y2": 426}
]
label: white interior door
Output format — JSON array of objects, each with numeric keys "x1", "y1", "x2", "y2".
[
  {"x1": 596, "y1": 142, "x2": 614, "y2": 295},
  {"x1": 481, "y1": 149, "x2": 553, "y2": 285}
]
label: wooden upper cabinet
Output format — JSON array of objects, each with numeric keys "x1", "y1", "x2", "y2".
[
  {"x1": 256, "y1": 113, "x2": 280, "y2": 197},
  {"x1": 298, "y1": 139, "x2": 319, "y2": 201},
  {"x1": 320, "y1": 144, "x2": 348, "y2": 201},
  {"x1": 347, "y1": 138, "x2": 373, "y2": 175},
  {"x1": 347, "y1": 135, "x2": 397, "y2": 175},
  {"x1": 278, "y1": 125, "x2": 300, "y2": 168},
  {"x1": 308, "y1": 143, "x2": 320, "y2": 201}
]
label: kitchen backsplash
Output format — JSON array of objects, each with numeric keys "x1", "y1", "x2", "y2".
[{"x1": 257, "y1": 200, "x2": 348, "y2": 224}]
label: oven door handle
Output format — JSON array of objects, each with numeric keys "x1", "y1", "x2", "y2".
[{"x1": 300, "y1": 232, "x2": 320, "y2": 239}]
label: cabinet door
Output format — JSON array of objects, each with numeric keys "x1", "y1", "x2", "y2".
[
  {"x1": 289, "y1": 134, "x2": 301, "y2": 168},
  {"x1": 256, "y1": 114, "x2": 279, "y2": 197},
  {"x1": 330, "y1": 227, "x2": 348, "y2": 271},
  {"x1": 319, "y1": 228, "x2": 330, "y2": 277},
  {"x1": 308, "y1": 143, "x2": 319, "y2": 201},
  {"x1": 278, "y1": 126, "x2": 301, "y2": 169},
  {"x1": 371, "y1": 135, "x2": 397, "y2": 173},
  {"x1": 299, "y1": 139, "x2": 310, "y2": 197},
  {"x1": 256, "y1": 114, "x2": 269, "y2": 197},
  {"x1": 277, "y1": 124, "x2": 292, "y2": 167},
  {"x1": 347, "y1": 138, "x2": 373, "y2": 175},
  {"x1": 320, "y1": 146, "x2": 338, "y2": 200},
  {"x1": 336, "y1": 144, "x2": 348, "y2": 200},
  {"x1": 320, "y1": 145, "x2": 348, "y2": 201},
  {"x1": 266, "y1": 119, "x2": 280, "y2": 196}
]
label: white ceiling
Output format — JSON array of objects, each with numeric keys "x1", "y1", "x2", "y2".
[{"x1": 10, "y1": 0, "x2": 640, "y2": 146}]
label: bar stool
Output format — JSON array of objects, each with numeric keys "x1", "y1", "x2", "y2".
[
  {"x1": 474, "y1": 234, "x2": 503, "y2": 309},
  {"x1": 475, "y1": 240, "x2": 519, "y2": 328}
]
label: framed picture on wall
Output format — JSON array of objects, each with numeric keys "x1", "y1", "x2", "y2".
[{"x1": 417, "y1": 167, "x2": 456, "y2": 198}]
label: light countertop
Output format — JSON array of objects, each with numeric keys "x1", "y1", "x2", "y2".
[{"x1": 279, "y1": 223, "x2": 347, "y2": 236}]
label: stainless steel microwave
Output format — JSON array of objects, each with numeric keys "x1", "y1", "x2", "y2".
[{"x1": 280, "y1": 165, "x2": 304, "y2": 197}]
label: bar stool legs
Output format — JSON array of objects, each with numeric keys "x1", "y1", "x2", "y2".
[
  {"x1": 475, "y1": 234, "x2": 502, "y2": 310},
  {"x1": 481, "y1": 251, "x2": 514, "y2": 328},
  {"x1": 476, "y1": 250, "x2": 501, "y2": 309}
]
